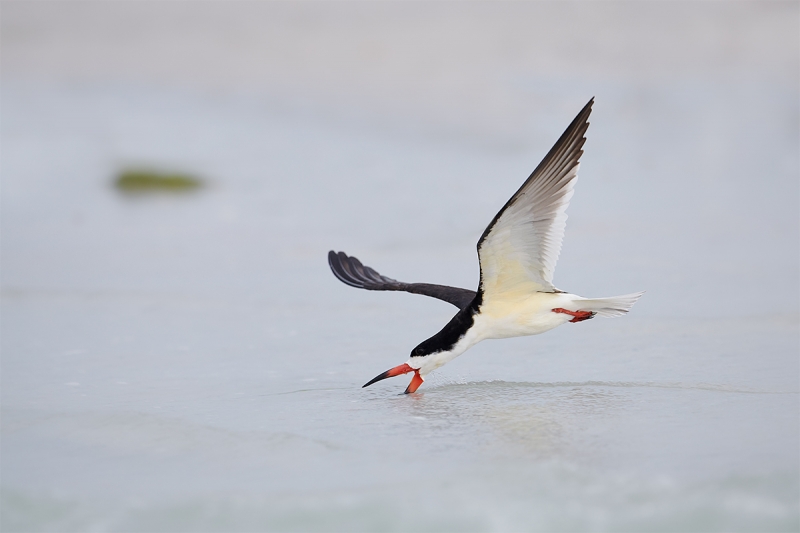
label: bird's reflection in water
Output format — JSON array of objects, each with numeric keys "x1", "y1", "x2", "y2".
[{"x1": 382, "y1": 381, "x2": 624, "y2": 461}]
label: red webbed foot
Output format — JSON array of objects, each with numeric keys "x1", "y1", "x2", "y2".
[{"x1": 552, "y1": 308, "x2": 596, "y2": 323}]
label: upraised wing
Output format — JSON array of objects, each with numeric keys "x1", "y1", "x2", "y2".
[
  {"x1": 328, "y1": 251, "x2": 476, "y2": 310},
  {"x1": 477, "y1": 98, "x2": 593, "y2": 299}
]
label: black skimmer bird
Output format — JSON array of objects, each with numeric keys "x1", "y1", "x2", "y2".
[{"x1": 329, "y1": 98, "x2": 643, "y2": 394}]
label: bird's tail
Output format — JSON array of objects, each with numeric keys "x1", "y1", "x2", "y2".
[{"x1": 575, "y1": 292, "x2": 645, "y2": 318}]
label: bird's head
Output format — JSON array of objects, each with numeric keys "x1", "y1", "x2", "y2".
[{"x1": 410, "y1": 337, "x2": 442, "y2": 358}]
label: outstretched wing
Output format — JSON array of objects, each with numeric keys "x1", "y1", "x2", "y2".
[
  {"x1": 477, "y1": 98, "x2": 593, "y2": 299},
  {"x1": 328, "y1": 251, "x2": 476, "y2": 310}
]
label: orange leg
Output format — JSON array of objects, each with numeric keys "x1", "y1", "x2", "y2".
[
  {"x1": 552, "y1": 308, "x2": 595, "y2": 323},
  {"x1": 404, "y1": 370, "x2": 424, "y2": 394}
]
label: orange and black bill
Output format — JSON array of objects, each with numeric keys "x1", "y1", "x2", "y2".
[{"x1": 362, "y1": 363, "x2": 423, "y2": 394}]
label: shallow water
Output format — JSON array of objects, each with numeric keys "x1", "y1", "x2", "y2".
[{"x1": 2, "y1": 3, "x2": 799, "y2": 531}]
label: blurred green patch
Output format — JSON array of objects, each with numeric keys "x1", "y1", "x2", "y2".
[{"x1": 115, "y1": 169, "x2": 203, "y2": 193}]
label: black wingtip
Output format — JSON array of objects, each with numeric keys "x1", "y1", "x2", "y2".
[
  {"x1": 328, "y1": 250, "x2": 401, "y2": 290},
  {"x1": 328, "y1": 250, "x2": 366, "y2": 288},
  {"x1": 581, "y1": 97, "x2": 594, "y2": 118},
  {"x1": 575, "y1": 97, "x2": 594, "y2": 122}
]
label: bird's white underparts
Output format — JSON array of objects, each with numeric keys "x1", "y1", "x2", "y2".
[{"x1": 329, "y1": 98, "x2": 644, "y2": 394}]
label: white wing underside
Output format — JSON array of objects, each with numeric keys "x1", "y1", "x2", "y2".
[{"x1": 478, "y1": 99, "x2": 593, "y2": 300}]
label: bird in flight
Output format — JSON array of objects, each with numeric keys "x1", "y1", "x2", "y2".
[{"x1": 329, "y1": 98, "x2": 643, "y2": 394}]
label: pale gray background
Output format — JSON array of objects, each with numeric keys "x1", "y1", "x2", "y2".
[{"x1": 2, "y1": 2, "x2": 798, "y2": 531}]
